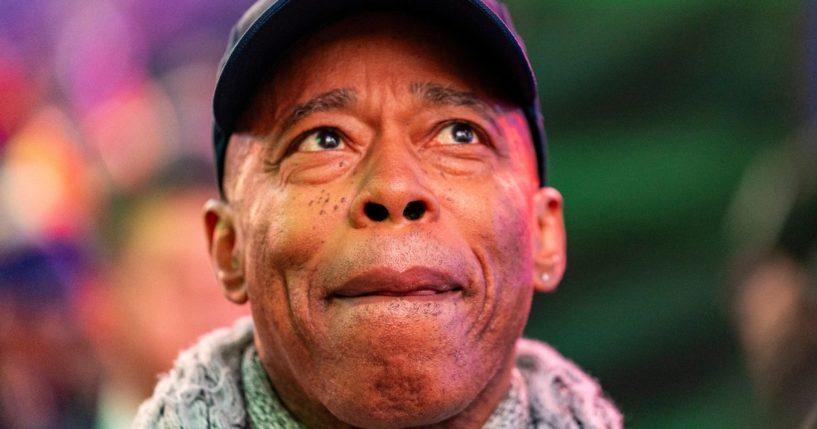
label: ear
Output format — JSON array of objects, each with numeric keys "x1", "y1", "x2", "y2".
[
  {"x1": 532, "y1": 187, "x2": 567, "y2": 293},
  {"x1": 204, "y1": 199, "x2": 248, "y2": 304}
]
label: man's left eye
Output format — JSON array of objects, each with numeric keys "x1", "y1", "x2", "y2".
[{"x1": 435, "y1": 122, "x2": 480, "y2": 145}]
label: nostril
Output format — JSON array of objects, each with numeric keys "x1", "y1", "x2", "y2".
[
  {"x1": 403, "y1": 200, "x2": 427, "y2": 221},
  {"x1": 364, "y1": 202, "x2": 389, "y2": 222}
]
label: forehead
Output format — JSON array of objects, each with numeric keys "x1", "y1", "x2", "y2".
[{"x1": 241, "y1": 10, "x2": 515, "y2": 127}]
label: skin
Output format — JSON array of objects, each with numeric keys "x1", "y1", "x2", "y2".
[{"x1": 205, "y1": 12, "x2": 566, "y2": 429}]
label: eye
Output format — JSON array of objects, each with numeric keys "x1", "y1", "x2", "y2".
[
  {"x1": 435, "y1": 122, "x2": 480, "y2": 145},
  {"x1": 297, "y1": 128, "x2": 345, "y2": 152}
]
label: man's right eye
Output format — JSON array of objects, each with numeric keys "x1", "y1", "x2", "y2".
[{"x1": 297, "y1": 128, "x2": 345, "y2": 152}]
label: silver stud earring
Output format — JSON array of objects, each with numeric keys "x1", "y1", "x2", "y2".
[
  {"x1": 540, "y1": 273, "x2": 550, "y2": 283},
  {"x1": 218, "y1": 270, "x2": 243, "y2": 283}
]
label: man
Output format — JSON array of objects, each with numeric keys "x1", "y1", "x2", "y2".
[{"x1": 135, "y1": 1, "x2": 622, "y2": 427}]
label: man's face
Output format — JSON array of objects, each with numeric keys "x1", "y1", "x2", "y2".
[{"x1": 209, "y1": 12, "x2": 564, "y2": 428}]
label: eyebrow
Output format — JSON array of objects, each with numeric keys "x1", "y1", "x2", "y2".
[
  {"x1": 277, "y1": 84, "x2": 499, "y2": 135},
  {"x1": 410, "y1": 82, "x2": 499, "y2": 124},
  {"x1": 279, "y1": 88, "x2": 357, "y2": 133}
]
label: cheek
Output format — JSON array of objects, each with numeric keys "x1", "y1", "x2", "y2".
[
  {"x1": 449, "y1": 173, "x2": 535, "y2": 276},
  {"x1": 481, "y1": 194, "x2": 535, "y2": 359},
  {"x1": 246, "y1": 187, "x2": 353, "y2": 272},
  {"x1": 241, "y1": 186, "x2": 353, "y2": 328},
  {"x1": 241, "y1": 191, "x2": 318, "y2": 368},
  {"x1": 458, "y1": 177, "x2": 535, "y2": 315},
  {"x1": 492, "y1": 200, "x2": 535, "y2": 291},
  {"x1": 242, "y1": 185, "x2": 355, "y2": 387}
]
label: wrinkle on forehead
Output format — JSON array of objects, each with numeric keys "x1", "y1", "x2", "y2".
[
  {"x1": 236, "y1": 10, "x2": 515, "y2": 135},
  {"x1": 411, "y1": 82, "x2": 504, "y2": 129},
  {"x1": 282, "y1": 88, "x2": 357, "y2": 133}
]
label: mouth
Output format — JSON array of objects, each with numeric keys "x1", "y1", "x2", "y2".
[{"x1": 329, "y1": 266, "x2": 464, "y2": 301}]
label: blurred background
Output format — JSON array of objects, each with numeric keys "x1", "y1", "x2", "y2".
[{"x1": 0, "y1": 0, "x2": 814, "y2": 428}]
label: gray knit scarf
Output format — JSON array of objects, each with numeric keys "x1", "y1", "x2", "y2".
[{"x1": 133, "y1": 318, "x2": 622, "y2": 429}]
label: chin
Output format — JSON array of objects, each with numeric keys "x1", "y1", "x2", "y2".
[
  {"x1": 314, "y1": 346, "x2": 493, "y2": 429},
  {"x1": 325, "y1": 383, "x2": 470, "y2": 429}
]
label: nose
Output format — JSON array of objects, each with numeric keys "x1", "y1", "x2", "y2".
[{"x1": 350, "y1": 144, "x2": 440, "y2": 227}]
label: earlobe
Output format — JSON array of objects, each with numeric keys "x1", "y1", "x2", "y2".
[
  {"x1": 532, "y1": 187, "x2": 567, "y2": 293},
  {"x1": 204, "y1": 199, "x2": 248, "y2": 304}
]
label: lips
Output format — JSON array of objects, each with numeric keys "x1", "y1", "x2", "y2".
[{"x1": 330, "y1": 266, "x2": 463, "y2": 299}]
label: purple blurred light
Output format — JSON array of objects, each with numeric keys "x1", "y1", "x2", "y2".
[
  {"x1": 54, "y1": 1, "x2": 148, "y2": 115},
  {"x1": 807, "y1": 0, "x2": 817, "y2": 121}
]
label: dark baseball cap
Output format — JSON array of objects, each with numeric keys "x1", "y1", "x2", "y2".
[{"x1": 213, "y1": 0, "x2": 547, "y2": 194}]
